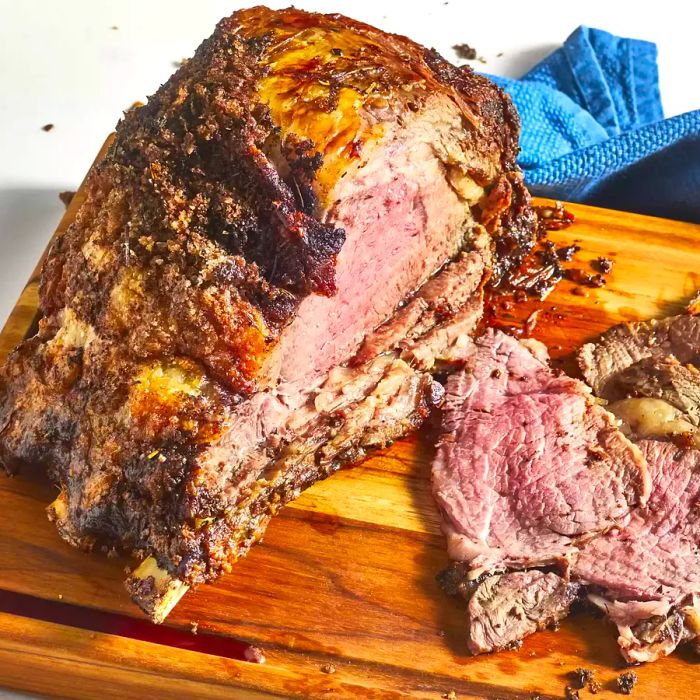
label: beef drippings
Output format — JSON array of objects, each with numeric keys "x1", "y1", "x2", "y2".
[{"x1": 496, "y1": 202, "x2": 577, "y2": 300}]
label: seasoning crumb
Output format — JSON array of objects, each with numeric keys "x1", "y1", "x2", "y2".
[
  {"x1": 441, "y1": 692, "x2": 457, "y2": 700},
  {"x1": 57, "y1": 594, "x2": 63, "y2": 600},
  {"x1": 564, "y1": 268, "x2": 606, "y2": 288},
  {"x1": 588, "y1": 680, "x2": 602, "y2": 694},
  {"x1": 320, "y1": 663, "x2": 336, "y2": 674},
  {"x1": 594, "y1": 256, "x2": 613, "y2": 274},
  {"x1": 617, "y1": 671, "x2": 638, "y2": 694},
  {"x1": 564, "y1": 687, "x2": 580, "y2": 700},
  {"x1": 452, "y1": 43, "x2": 477, "y2": 60},
  {"x1": 110, "y1": 25, "x2": 118, "y2": 30},
  {"x1": 59, "y1": 191, "x2": 76, "y2": 207},
  {"x1": 496, "y1": 52, "x2": 504, "y2": 57},
  {"x1": 452, "y1": 44, "x2": 487, "y2": 63},
  {"x1": 190, "y1": 621, "x2": 198, "y2": 635},
  {"x1": 572, "y1": 668, "x2": 595, "y2": 689},
  {"x1": 41, "y1": 123, "x2": 54, "y2": 132},
  {"x1": 244, "y1": 646, "x2": 266, "y2": 664}
]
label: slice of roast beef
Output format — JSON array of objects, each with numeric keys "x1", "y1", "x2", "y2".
[
  {"x1": 433, "y1": 329, "x2": 649, "y2": 575},
  {"x1": 438, "y1": 559, "x2": 580, "y2": 656},
  {"x1": 0, "y1": 8, "x2": 525, "y2": 620},
  {"x1": 573, "y1": 440, "x2": 700, "y2": 663},
  {"x1": 432, "y1": 329, "x2": 648, "y2": 653},
  {"x1": 588, "y1": 595, "x2": 700, "y2": 664},
  {"x1": 579, "y1": 309, "x2": 700, "y2": 398},
  {"x1": 466, "y1": 570, "x2": 580, "y2": 654}
]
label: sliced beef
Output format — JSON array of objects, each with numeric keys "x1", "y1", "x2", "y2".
[
  {"x1": 589, "y1": 595, "x2": 700, "y2": 664},
  {"x1": 432, "y1": 329, "x2": 649, "y2": 575},
  {"x1": 574, "y1": 440, "x2": 700, "y2": 662},
  {"x1": 467, "y1": 570, "x2": 580, "y2": 654},
  {"x1": 0, "y1": 9, "x2": 525, "y2": 620},
  {"x1": 431, "y1": 329, "x2": 648, "y2": 654},
  {"x1": 579, "y1": 310, "x2": 700, "y2": 398},
  {"x1": 353, "y1": 229, "x2": 491, "y2": 369},
  {"x1": 574, "y1": 310, "x2": 700, "y2": 663}
]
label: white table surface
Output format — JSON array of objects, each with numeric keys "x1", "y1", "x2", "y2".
[{"x1": 0, "y1": 0, "x2": 697, "y2": 694}]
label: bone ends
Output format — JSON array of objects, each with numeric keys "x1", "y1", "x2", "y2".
[{"x1": 124, "y1": 556, "x2": 189, "y2": 623}]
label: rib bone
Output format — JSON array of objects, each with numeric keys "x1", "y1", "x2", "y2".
[{"x1": 125, "y1": 556, "x2": 189, "y2": 623}]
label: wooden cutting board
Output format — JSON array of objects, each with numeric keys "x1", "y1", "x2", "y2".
[{"x1": 1, "y1": 137, "x2": 700, "y2": 700}]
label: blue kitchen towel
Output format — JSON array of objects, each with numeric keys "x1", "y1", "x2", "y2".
[{"x1": 490, "y1": 27, "x2": 700, "y2": 223}]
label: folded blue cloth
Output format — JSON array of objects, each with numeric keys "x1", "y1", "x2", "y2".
[{"x1": 490, "y1": 27, "x2": 700, "y2": 223}]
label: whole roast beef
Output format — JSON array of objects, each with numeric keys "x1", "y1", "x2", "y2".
[{"x1": 0, "y1": 7, "x2": 533, "y2": 620}]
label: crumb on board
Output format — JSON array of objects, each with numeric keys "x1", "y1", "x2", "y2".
[
  {"x1": 617, "y1": 671, "x2": 638, "y2": 695},
  {"x1": 41, "y1": 123, "x2": 54, "y2": 132},
  {"x1": 593, "y1": 256, "x2": 613, "y2": 274},
  {"x1": 588, "y1": 680, "x2": 602, "y2": 694},
  {"x1": 320, "y1": 663, "x2": 336, "y2": 674},
  {"x1": 564, "y1": 687, "x2": 580, "y2": 700},
  {"x1": 452, "y1": 43, "x2": 487, "y2": 63},
  {"x1": 110, "y1": 25, "x2": 118, "y2": 30},
  {"x1": 453, "y1": 43, "x2": 477, "y2": 60},
  {"x1": 572, "y1": 668, "x2": 595, "y2": 689},
  {"x1": 57, "y1": 594, "x2": 63, "y2": 600},
  {"x1": 190, "y1": 621, "x2": 198, "y2": 635},
  {"x1": 524, "y1": 309, "x2": 541, "y2": 336},
  {"x1": 441, "y1": 692, "x2": 457, "y2": 700}
]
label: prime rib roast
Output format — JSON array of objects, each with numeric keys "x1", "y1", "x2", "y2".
[{"x1": 0, "y1": 7, "x2": 534, "y2": 620}]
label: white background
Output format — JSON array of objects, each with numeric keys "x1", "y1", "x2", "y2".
[
  {"x1": 0, "y1": 1, "x2": 696, "y2": 695},
  {"x1": 0, "y1": 1, "x2": 698, "y2": 327}
]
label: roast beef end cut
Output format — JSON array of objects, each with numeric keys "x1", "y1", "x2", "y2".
[
  {"x1": 579, "y1": 305, "x2": 700, "y2": 398},
  {"x1": 574, "y1": 308, "x2": 700, "y2": 662},
  {"x1": 468, "y1": 571, "x2": 580, "y2": 654}
]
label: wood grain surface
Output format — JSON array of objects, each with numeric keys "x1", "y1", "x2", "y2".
[{"x1": 1, "y1": 137, "x2": 700, "y2": 699}]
